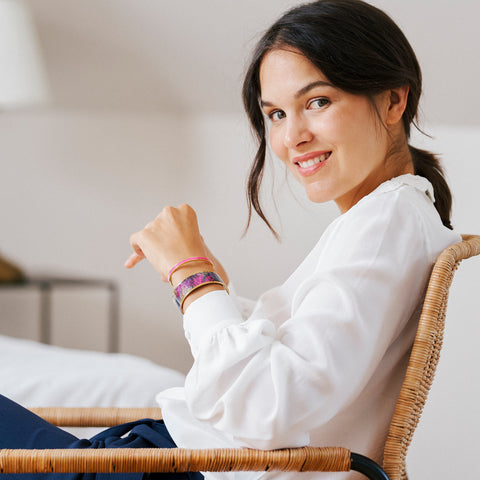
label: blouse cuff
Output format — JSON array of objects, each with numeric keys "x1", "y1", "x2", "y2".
[{"x1": 183, "y1": 289, "x2": 244, "y2": 348}]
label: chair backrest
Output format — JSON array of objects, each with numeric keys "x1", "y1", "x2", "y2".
[{"x1": 382, "y1": 234, "x2": 480, "y2": 480}]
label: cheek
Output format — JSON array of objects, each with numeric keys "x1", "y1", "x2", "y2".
[
  {"x1": 269, "y1": 128, "x2": 286, "y2": 162},
  {"x1": 334, "y1": 114, "x2": 382, "y2": 160}
]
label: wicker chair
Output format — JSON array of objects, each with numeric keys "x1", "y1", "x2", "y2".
[{"x1": 1, "y1": 235, "x2": 479, "y2": 480}]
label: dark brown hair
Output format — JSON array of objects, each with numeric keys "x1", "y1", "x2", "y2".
[{"x1": 242, "y1": 0, "x2": 453, "y2": 234}]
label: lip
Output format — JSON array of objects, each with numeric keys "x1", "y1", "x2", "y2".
[
  {"x1": 292, "y1": 150, "x2": 331, "y2": 177},
  {"x1": 292, "y1": 150, "x2": 331, "y2": 164}
]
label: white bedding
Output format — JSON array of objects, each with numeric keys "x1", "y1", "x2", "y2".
[{"x1": 0, "y1": 334, "x2": 185, "y2": 436}]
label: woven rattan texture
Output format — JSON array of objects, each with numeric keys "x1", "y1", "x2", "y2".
[
  {"x1": 0, "y1": 447, "x2": 351, "y2": 474},
  {"x1": 29, "y1": 407, "x2": 163, "y2": 427},
  {"x1": 382, "y1": 235, "x2": 480, "y2": 480}
]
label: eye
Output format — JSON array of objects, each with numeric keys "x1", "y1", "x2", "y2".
[
  {"x1": 308, "y1": 98, "x2": 329, "y2": 109},
  {"x1": 268, "y1": 110, "x2": 286, "y2": 122}
]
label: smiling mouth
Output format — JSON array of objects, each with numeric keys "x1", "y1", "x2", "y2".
[{"x1": 296, "y1": 152, "x2": 331, "y2": 168}]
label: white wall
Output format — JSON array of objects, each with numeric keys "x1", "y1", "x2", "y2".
[
  {"x1": 0, "y1": 111, "x2": 192, "y2": 371},
  {"x1": 20, "y1": 0, "x2": 480, "y2": 126}
]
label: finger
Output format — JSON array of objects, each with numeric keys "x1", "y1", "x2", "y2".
[{"x1": 124, "y1": 251, "x2": 145, "y2": 269}]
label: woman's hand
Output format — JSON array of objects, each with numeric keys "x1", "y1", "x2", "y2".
[
  {"x1": 125, "y1": 204, "x2": 208, "y2": 282},
  {"x1": 124, "y1": 204, "x2": 229, "y2": 286}
]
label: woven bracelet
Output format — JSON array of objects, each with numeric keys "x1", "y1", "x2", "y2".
[{"x1": 173, "y1": 271, "x2": 228, "y2": 314}]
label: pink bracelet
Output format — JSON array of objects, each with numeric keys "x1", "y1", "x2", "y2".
[{"x1": 168, "y1": 256, "x2": 214, "y2": 285}]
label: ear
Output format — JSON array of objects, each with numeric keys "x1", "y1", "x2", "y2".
[{"x1": 385, "y1": 86, "x2": 409, "y2": 125}]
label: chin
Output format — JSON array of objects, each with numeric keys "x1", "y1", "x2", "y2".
[
  {"x1": 303, "y1": 183, "x2": 333, "y2": 204},
  {"x1": 305, "y1": 190, "x2": 331, "y2": 204}
]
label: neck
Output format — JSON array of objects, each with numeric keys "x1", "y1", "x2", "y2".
[
  {"x1": 335, "y1": 137, "x2": 414, "y2": 214},
  {"x1": 386, "y1": 122, "x2": 415, "y2": 173}
]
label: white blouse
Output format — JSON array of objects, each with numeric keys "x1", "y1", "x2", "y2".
[{"x1": 156, "y1": 174, "x2": 461, "y2": 480}]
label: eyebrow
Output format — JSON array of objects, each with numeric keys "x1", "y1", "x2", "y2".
[{"x1": 260, "y1": 80, "x2": 334, "y2": 108}]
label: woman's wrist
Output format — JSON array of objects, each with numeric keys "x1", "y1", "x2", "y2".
[
  {"x1": 170, "y1": 261, "x2": 217, "y2": 288},
  {"x1": 170, "y1": 260, "x2": 229, "y2": 314}
]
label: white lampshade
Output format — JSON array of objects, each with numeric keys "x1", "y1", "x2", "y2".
[{"x1": 0, "y1": 0, "x2": 50, "y2": 109}]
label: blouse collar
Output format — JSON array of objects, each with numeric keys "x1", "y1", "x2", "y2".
[{"x1": 371, "y1": 174, "x2": 435, "y2": 203}]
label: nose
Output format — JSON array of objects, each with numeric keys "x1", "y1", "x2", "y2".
[{"x1": 283, "y1": 116, "x2": 313, "y2": 149}]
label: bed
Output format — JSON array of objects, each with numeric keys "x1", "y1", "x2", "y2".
[{"x1": 0, "y1": 334, "x2": 185, "y2": 436}]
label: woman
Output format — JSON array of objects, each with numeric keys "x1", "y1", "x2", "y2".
[{"x1": 0, "y1": 1, "x2": 461, "y2": 479}]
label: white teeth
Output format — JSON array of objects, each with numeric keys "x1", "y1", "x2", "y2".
[{"x1": 297, "y1": 153, "x2": 330, "y2": 168}]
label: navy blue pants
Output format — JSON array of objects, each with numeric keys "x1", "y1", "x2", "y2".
[{"x1": 0, "y1": 395, "x2": 203, "y2": 480}]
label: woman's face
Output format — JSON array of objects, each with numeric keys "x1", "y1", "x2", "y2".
[{"x1": 259, "y1": 48, "x2": 409, "y2": 212}]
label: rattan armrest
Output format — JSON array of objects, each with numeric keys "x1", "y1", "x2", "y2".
[
  {"x1": 29, "y1": 407, "x2": 162, "y2": 427},
  {"x1": 0, "y1": 446, "x2": 349, "y2": 473},
  {"x1": 0, "y1": 447, "x2": 390, "y2": 479}
]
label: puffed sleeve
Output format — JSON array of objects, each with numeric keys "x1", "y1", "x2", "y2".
[{"x1": 180, "y1": 191, "x2": 431, "y2": 450}]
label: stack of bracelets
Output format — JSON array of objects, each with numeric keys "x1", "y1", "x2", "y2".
[{"x1": 168, "y1": 256, "x2": 229, "y2": 314}]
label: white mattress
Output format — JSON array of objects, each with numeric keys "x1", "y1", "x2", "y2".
[{"x1": 0, "y1": 334, "x2": 185, "y2": 437}]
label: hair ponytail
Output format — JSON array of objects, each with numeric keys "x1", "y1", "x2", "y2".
[{"x1": 409, "y1": 146, "x2": 453, "y2": 229}]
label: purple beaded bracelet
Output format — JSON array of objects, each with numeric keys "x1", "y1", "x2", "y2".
[{"x1": 173, "y1": 271, "x2": 228, "y2": 314}]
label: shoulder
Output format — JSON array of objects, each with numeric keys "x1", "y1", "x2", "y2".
[
  {"x1": 317, "y1": 175, "x2": 446, "y2": 269},
  {"x1": 350, "y1": 174, "x2": 433, "y2": 224},
  {"x1": 329, "y1": 175, "x2": 430, "y2": 237},
  {"x1": 348, "y1": 174, "x2": 460, "y2": 258}
]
